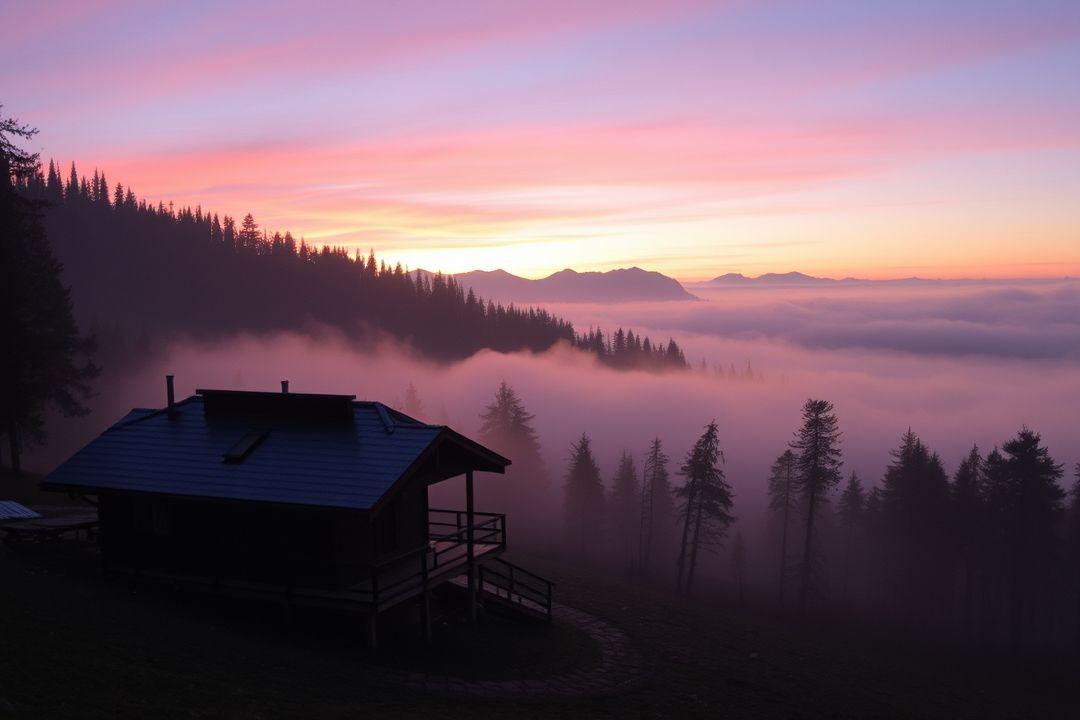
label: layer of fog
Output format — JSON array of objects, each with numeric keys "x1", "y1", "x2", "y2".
[
  {"x1": 546, "y1": 278, "x2": 1080, "y2": 363},
  {"x1": 32, "y1": 284, "x2": 1080, "y2": 530}
]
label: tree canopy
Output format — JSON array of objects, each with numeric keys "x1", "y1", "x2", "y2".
[{"x1": 0, "y1": 109, "x2": 98, "y2": 472}]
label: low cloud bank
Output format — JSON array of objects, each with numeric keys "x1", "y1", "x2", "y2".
[
  {"x1": 547, "y1": 280, "x2": 1080, "y2": 361},
  {"x1": 32, "y1": 318, "x2": 1080, "y2": 527}
]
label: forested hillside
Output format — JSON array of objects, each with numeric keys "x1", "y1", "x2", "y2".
[{"x1": 16, "y1": 162, "x2": 688, "y2": 371}]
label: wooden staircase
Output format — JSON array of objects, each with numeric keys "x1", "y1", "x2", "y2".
[
  {"x1": 448, "y1": 558, "x2": 554, "y2": 622},
  {"x1": 478, "y1": 557, "x2": 554, "y2": 622}
]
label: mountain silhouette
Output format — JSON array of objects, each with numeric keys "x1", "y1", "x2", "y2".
[
  {"x1": 697, "y1": 272, "x2": 1062, "y2": 287},
  {"x1": 413, "y1": 267, "x2": 699, "y2": 303},
  {"x1": 705, "y1": 271, "x2": 837, "y2": 286}
]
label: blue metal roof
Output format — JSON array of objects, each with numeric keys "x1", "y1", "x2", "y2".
[{"x1": 44, "y1": 393, "x2": 506, "y2": 511}]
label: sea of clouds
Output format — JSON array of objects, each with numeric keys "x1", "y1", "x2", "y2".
[{"x1": 31, "y1": 279, "x2": 1080, "y2": 531}]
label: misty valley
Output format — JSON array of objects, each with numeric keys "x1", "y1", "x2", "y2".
[
  {"x1": 5, "y1": 156, "x2": 1080, "y2": 717},
  {"x1": 5, "y1": 2, "x2": 1080, "y2": 714}
]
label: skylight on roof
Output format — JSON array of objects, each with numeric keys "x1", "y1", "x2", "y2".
[{"x1": 222, "y1": 430, "x2": 269, "y2": 464}]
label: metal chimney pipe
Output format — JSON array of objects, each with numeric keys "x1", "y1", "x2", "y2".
[
  {"x1": 166, "y1": 375, "x2": 175, "y2": 408},
  {"x1": 281, "y1": 380, "x2": 289, "y2": 394}
]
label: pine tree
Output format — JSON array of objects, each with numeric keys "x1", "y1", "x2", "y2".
[
  {"x1": 1067, "y1": 463, "x2": 1080, "y2": 655},
  {"x1": 610, "y1": 451, "x2": 640, "y2": 573},
  {"x1": 639, "y1": 437, "x2": 674, "y2": 574},
  {"x1": 951, "y1": 445, "x2": 984, "y2": 638},
  {"x1": 767, "y1": 449, "x2": 797, "y2": 606},
  {"x1": 790, "y1": 399, "x2": 843, "y2": 612},
  {"x1": 66, "y1": 161, "x2": 78, "y2": 200},
  {"x1": 563, "y1": 433, "x2": 605, "y2": 556},
  {"x1": 237, "y1": 213, "x2": 259, "y2": 252},
  {"x1": 675, "y1": 420, "x2": 735, "y2": 594},
  {"x1": 880, "y1": 429, "x2": 951, "y2": 622},
  {"x1": 996, "y1": 428, "x2": 1064, "y2": 655},
  {"x1": 97, "y1": 171, "x2": 109, "y2": 207},
  {"x1": 477, "y1": 381, "x2": 548, "y2": 540},
  {"x1": 45, "y1": 159, "x2": 62, "y2": 201},
  {"x1": 836, "y1": 471, "x2": 865, "y2": 601},
  {"x1": 402, "y1": 380, "x2": 424, "y2": 419},
  {"x1": 221, "y1": 215, "x2": 236, "y2": 252},
  {"x1": 0, "y1": 110, "x2": 98, "y2": 473},
  {"x1": 862, "y1": 485, "x2": 885, "y2": 608}
]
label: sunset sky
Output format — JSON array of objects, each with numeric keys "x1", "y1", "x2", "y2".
[{"x1": 5, "y1": 0, "x2": 1080, "y2": 280}]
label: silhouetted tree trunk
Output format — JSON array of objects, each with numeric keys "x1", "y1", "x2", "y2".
[
  {"x1": 995, "y1": 429, "x2": 1064, "y2": 657},
  {"x1": 686, "y1": 494, "x2": 705, "y2": 592},
  {"x1": 610, "y1": 451, "x2": 640, "y2": 574},
  {"x1": 951, "y1": 445, "x2": 984, "y2": 640},
  {"x1": 1, "y1": 111, "x2": 98, "y2": 472},
  {"x1": 1070, "y1": 464, "x2": 1080, "y2": 655},
  {"x1": 767, "y1": 450, "x2": 796, "y2": 607},
  {"x1": 638, "y1": 438, "x2": 671, "y2": 575},
  {"x1": 562, "y1": 433, "x2": 605, "y2": 558},
  {"x1": 675, "y1": 421, "x2": 734, "y2": 595},
  {"x1": 837, "y1": 472, "x2": 865, "y2": 602},
  {"x1": 675, "y1": 482, "x2": 697, "y2": 593},
  {"x1": 790, "y1": 399, "x2": 843, "y2": 614},
  {"x1": 799, "y1": 485, "x2": 819, "y2": 613}
]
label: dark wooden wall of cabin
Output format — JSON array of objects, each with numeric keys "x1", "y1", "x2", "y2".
[
  {"x1": 98, "y1": 494, "x2": 373, "y2": 588},
  {"x1": 370, "y1": 478, "x2": 427, "y2": 560},
  {"x1": 97, "y1": 478, "x2": 431, "y2": 590}
]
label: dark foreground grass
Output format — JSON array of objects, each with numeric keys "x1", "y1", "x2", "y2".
[{"x1": 1, "y1": 536, "x2": 1078, "y2": 719}]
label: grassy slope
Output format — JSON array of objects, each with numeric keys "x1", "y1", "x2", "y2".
[{"x1": 1, "y1": 539, "x2": 1077, "y2": 719}]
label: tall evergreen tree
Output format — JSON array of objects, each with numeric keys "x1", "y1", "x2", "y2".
[
  {"x1": 862, "y1": 485, "x2": 885, "y2": 609},
  {"x1": 1068, "y1": 463, "x2": 1080, "y2": 655},
  {"x1": 610, "y1": 451, "x2": 640, "y2": 573},
  {"x1": 0, "y1": 110, "x2": 98, "y2": 473},
  {"x1": 639, "y1": 437, "x2": 674, "y2": 574},
  {"x1": 951, "y1": 445, "x2": 985, "y2": 638},
  {"x1": 477, "y1": 381, "x2": 548, "y2": 540},
  {"x1": 880, "y1": 429, "x2": 951, "y2": 623},
  {"x1": 995, "y1": 428, "x2": 1064, "y2": 655},
  {"x1": 836, "y1": 471, "x2": 865, "y2": 600},
  {"x1": 790, "y1": 399, "x2": 843, "y2": 612},
  {"x1": 563, "y1": 433, "x2": 605, "y2": 555},
  {"x1": 66, "y1": 161, "x2": 78, "y2": 200},
  {"x1": 401, "y1": 380, "x2": 424, "y2": 419},
  {"x1": 237, "y1": 212, "x2": 259, "y2": 252},
  {"x1": 675, "y1": 421, "x2": 735, "y2": 594},
  {"x1": 767, "y1": 449, "x2": 797, "y2": 606},
  {"x1": 981, "y1": 447, "x2": 1009, "y2": 639}
]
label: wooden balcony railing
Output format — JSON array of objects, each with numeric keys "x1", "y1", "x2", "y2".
[{"x1": 361, "y1": 508, "x2": 506, "y2": 611}]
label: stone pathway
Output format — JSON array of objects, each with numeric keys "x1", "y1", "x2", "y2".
[{"x1": 366, "y1": 603, "x2": 646, "y2": 699}]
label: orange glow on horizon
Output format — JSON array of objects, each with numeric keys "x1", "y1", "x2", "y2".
[{"x1": 12, "y1": 1, "x2": 1079, "y2": 283}]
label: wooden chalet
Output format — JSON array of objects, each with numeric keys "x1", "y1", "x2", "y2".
[{"x1": 43, "y1": 377, "x2": 553, "y2": 645}]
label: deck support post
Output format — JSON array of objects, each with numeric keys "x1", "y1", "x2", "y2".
[
  {"x1": 466, "y1": 469, "x2": 477, "y2": 625},
  {"x1": 421, "y1": 550, "x2": 431, "y2": 644}
]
